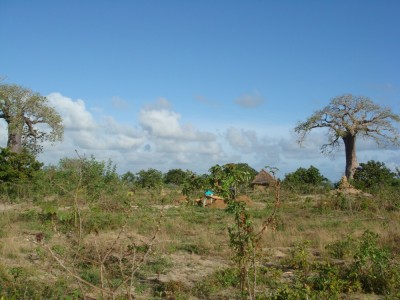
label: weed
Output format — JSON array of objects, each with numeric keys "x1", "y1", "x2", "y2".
[
  {"x1": 287, "y1": 240, "x2": 312, "y2": 273},
  {"x1": 79, "y1": 267, "x2": 101, "y2": 285},
  {"x1": 308, "y1": 263, "x2": 352, "y2": 298},
  {"x1": 19, "y1": 209, "x2": 38, "y2": 222},
  {"x1": 142, "y1": 256, "x2": 172, "y2": 276},
  {"x1": 325, "y1": 236, "x2": 354, "y2": 259},
  {"x1": 215, "y1": 267, "x2": 240, "y2": 287},
  {"x1": 51, "y1": 244, "x2": 66, "y2": 256},
  {"x1": 177, "y1": 243, "x2": 207, "y2": 255},
  {"x1": 155, "y1": 280, "x2": 189, "y2": 299},
  {"x1": 349, "y1": 230, "x2": 400, "y2": 295}
]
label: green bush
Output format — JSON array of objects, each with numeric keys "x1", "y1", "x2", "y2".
[
  {"x1": 164, "y1": 168, "x2": 189, "y2": 186},
  {"x1": 0, "y1": 148, "x2": 43, "y2": 201},
  {"x1": 325, "y1": 236, "x2": 354, "y2": 259},
  {"x1": 282, "y1": 166, "x2": 331, "y2": 194},
  {"x1": 0, "y1": 148, "x2": 43, "y2": 183},
  {"x1": 136, "y1": 168, "x2": 164, "y2": 190},
  {"x1": 352, "y1": 160, "x2": 399, "y2": 193},
  {"x1": 349, "y1": 230, "x2": 400, "y2": 295},
  {"x1": 34, "y1": 156, "x2": 122, "y2": 202}
]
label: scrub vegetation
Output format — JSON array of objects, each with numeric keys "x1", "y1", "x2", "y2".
[
  {"x1": 1, "y1": 83, "x2": 399, "y2": 299},
  {"x1": 0, "y1": 153, "x2": 399, "y2": 299}
]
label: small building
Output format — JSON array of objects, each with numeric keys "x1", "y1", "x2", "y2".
[{"x1": 252, "y1": 169, "x2": 276, "y2": 190}]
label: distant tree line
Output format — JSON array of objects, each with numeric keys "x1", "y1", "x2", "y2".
[{"x1": 1, "y1": 81, "x2": 399, "y2": 196}]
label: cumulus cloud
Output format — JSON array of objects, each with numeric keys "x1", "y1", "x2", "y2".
[
  {"x1": 2, "y1": 92, "x2": 394, "y2": 182},
  {"x1": 234, "y1": 90, "x2": 265, "y2": 108},
  {"x1": 40, "y1": 93, "x2": 146, "y2": 166},
  {"x1": 139, "y1": 98, "x2": 215, "y2": 141},
  {"x1": 226, "y1": 127, "x2": 259, "y2": 153},
  {"x1": 47, "y1": 93, "x2": 97, "y2": 130},
  {"x1": 37, "y1": 94, "x2": 227, "y2": 174}
]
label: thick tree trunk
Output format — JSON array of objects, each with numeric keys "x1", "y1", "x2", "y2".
[
  {"x1": 7, "y1": 131, "x2": 23, "y2": 153},
  {"x1": 342, "y1": 135, "x2": 358, "y2": 180},
  {"x1": 7, "y1": 119, "x2": 24, "y2": 153}
]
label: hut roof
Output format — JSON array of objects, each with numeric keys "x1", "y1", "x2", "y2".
[{"x1": 252, "y1": 169, "x2": 276, "y2": 186}]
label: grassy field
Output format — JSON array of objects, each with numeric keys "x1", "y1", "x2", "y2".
[{"x1": 0, "y1": 184, "x2": 399, "y2": 299}]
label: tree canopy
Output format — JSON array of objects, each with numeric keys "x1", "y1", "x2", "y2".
[
  {"x1": 164, "y1": 168, "x2": 189, "y2": 186},
  {"x1": 353, "y1": 160, "x2": 399, "y2": 191},
  {"x1": 136, "y1": 168, "x2": 164, "y2": 189},
  {"x1": 0, "y1": 147, "x2": 43, "y2": 183},
  {"x1": 0, "y1": 83, "x2": 64, "y2": 154},
  {"x1": 295, "y1": 94, "x2": 400, "y2": 179},
  {"x1": 282, "y1": 165, "x2": 330, "y2": 193}
]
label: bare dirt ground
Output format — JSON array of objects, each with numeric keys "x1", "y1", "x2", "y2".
[
  {"x1": 154, "y1": 252, "x2": 229, "y2": 286},
  {"x1": 0, "y1": 202, "x2": 22, "y2": 212}
]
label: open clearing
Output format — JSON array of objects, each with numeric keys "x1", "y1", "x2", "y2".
[{"x1": 1, "y1": 187, "x2": 399, "y2": 299}]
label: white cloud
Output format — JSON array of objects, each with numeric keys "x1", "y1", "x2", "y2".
[
  {"x1": 136, "y1": 98, "x2": 224, "y2": 171},
  {"x1": 47, "y1": 93, "x2": 97, "y2": 130},
  {"x1": 0, "y1": 92, "x2": 393, "y2": 183},
  {"x1": 139, "y1": 109, "x2": 184, "y2": 138},
  {"x1": 226, "y1": 128, "x2": 258, "y2": 153},
  {"x1": 139, "y1": 98, "x2": 215, "y2": 141},
  {"x1": 37, "y1": 94, "x2": 227, "y2": 174}
]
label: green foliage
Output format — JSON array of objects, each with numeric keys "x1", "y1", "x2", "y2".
[
  {"x1": 307, "y1": 263, "x2": 352, "y2": 298},
  {"x1": 83, "y1": 208, "x2": 126, "y2": 232},
  {"x1": 181, "y1": 171, "x2": 208, "y2": 200},
  {"x1": 48, "y1": 155, "x2": 120, "y2": 200},
  {"x1": 214, "y1": 268, "x2": 240, "y2": 287},
  {"x1": 79, "y1": 267, "x2": 100, "y2": 285},
  {"x1": 287, "y1": 240, "x2": 312, "y2": 273},
  {"x1": 349, "y1": 230, "x2": 399, "y2": 295},
  {"x1": 0, "y1": 83, "x2": 64, "y2": 154},
  {"x1": 0, "y1": 147, "x2": 42, "y2": 183},
  {"x1": 375, "y1": 184, "x2": 400, "y2": 211},
  {"x1": 209, "y1": 163, "x2": 253, "y2": 199},
  {"x1": 0, "y1": 264, "x2": 78, "y2": 299},
  {"x1": 226, "y1": 200, "x2": 259, "y2": 297},
  {"x1": 141, "y1": 257, "x2": 172, "y2": 275},
  {"x1": 136, "y1": 168, "x2": 164, "y2": 189},
  {"x1": 328, "y1": 193, "x2": 378, "y2": 212},
  {"x1": 295, "y1": 94, "x2": 400, "y2": 179},
  {"x1": 181, "y1": 163, "x2": 254, "y2": 202},
  {"x1": 325, "y1": 236, "x2": 354, "y2": 259},
  {"x1": 121, "y1": 171, "x2": 136, "y2": 186},
  {"x1": 353, "y1": 160, "x2": 399, "y2": 192},
  {"x1": 164, "y1": 168, "x2": 189, "y2": 186},
  {"x1": 235, "y1": 163, "x2": 258, "y2": 180},
  {"x1": 282, "y1": 165, "x2": 330, "y2": 194},
  {"x1": 0, "y1": 148, "x2": 43, "y2": 201}
]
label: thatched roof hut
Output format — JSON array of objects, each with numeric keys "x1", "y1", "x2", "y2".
[{"x1": 252, "y1": 169, "x2": 276, "y2": 187}]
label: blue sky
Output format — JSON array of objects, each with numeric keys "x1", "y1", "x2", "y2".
[{"x1": 1, "y1": 0, "x2": 399, "y2": 181}]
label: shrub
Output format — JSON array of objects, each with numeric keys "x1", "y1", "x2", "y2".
[
  {"x1": 282, "y1": 166, "x2": 331, "y2": 194},
  {"x1": 164, "y1": 168, "x2": 189, "y2": 186},
  {"x1": 45, "y1": 155, "x2": 121, "y2": 200},
  {"x1": 325, "y1": 236, "x2": 354, "y2": 259},
  {"x1": 352, "y1": 160, "x2": 399, "y2": 192},
  {"x1": 0, "y1": 148, "x2": 43, "y2": 183},
  {"x1": 349, "y1": 230, "x2": 400, "y2": 295},
  {"x1": 136, "y1": 168, "x2": 164, "y2": 190},
  {"x1": 0, "y1": 148, "x2": 43, "y2": 201}
]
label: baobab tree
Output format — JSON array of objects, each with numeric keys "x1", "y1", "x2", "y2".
[
  {"x1": 0, "y1": 83, "x2": 64, "y2": 154},
  {"x1": 295, "y1": 94, "x2": 400, "y2": 179}
]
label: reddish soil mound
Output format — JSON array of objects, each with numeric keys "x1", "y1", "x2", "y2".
[
  {"x1": 207, "y1": 198, "x2": 227, "y2": 209},
  {"x1": 174, "y1": 194, "x2": 188, "y2": 204},
  {"x1": 236, "y1": 195, "x2": 254, "y2": 207}
]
